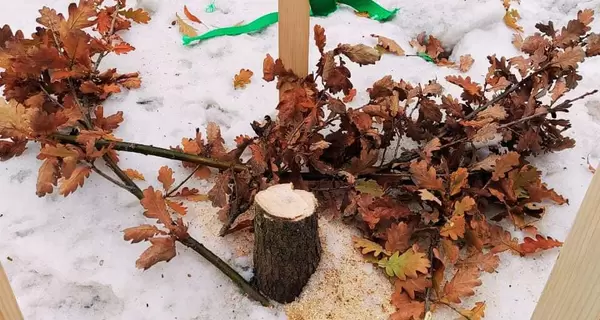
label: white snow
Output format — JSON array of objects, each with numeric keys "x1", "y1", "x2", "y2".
[{"x1": 1, "y1": 0, "x2": 600, "y2": 319}]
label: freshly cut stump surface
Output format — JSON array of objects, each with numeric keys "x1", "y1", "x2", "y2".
[{"x1": 253, "y1": 183, "x2": 322, "y2": 303}]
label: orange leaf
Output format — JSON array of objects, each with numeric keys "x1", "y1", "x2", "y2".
[
  {"x1": 353, "y1": 236, "x2": 388, "y2": 257},
  {"x1": 385, "y1": 222, "x2": 412, "y2": 253},
  {"x1": 490, "y1": 225, "x2": 522, "y2": 255},
  {"x1": 454, "y1": 196, "x2": 476, "y2": 216},
  {"x1": 519, "y1": 234, "x2": 562, "y2": 255},
  {"x1": 456, "y1": 252, "x2": 500, "y2": 273},
  {"x1": 59, "y1": 165, "x2": 91, "y2": 196},
  {"x1": 135, "y1": 237, "x2": 176, "y2": 270},
  {"x1": 124, "y1": 168, "x2": 145, "y2": 181},
  {"x1": 263, "y1": 54, "x2": 275, "y2": 81},
  {"x1": 378, "y1": 246, "x2": 430, "y2": 280},
  {"x1": 394, "y1": 275, "x2": 432, "y2": 299},
  {"x1": 123, "y1": 224, "x2": 165, "y2": 243},
  {"x1": 158, "y1": 166, "x2": 175, "y2": 191},
  {"x1": 439, "y1": 239, "x2": 460, "y2": 264},
  {"x1": 234, "y1": 69, "x2": 253, "y2": 89},
  {"x1": 119, "y1": 8, "x2": 151, "y2": 24},
  {"x1": 418, "y1": 189, "x2": 442, "y2": 205},
  {"x1": 314, "y1": 25, "x2": 326, "y2": 54},
  {"x1": 36, "y1": 158, "x2": 59, "y2": 197},
  {"x1": 112, "y1": 42, "x2": 135, "y2": 55},
  {"x1": 458, "y1": 54, "x2": 474, "y2": 72},
  {"x1": 140, "y1": 187, "x2": 172, "y2": 226},
  {"x1": 492, "y1": 151, "x2": 520, "y2": 181},
  {"x1": 342, "y1": 88, "x2": 357, "y2": 103},
  {"x1": 409, "y1": 160, "x2": 444, "y2": 191},
  {"x1": 458, "y1": 302, "x2": 486, "y2": 320},
  {"x1": 166, "y1": 199, "x2": 188, "y2": 215},
  {"x1": 449, "y1": 167, "x2": 469, "y2": 196},
  {"x1": 64, "y1": 0, "x2": 97, "y2": 30},
  {"x1": 422, "y1": 137, "x2": 441, "y2": 161},
  {"x1": 440, "y1": 212, "x2": 466, "y2": 240},
  {"x1": 504, "y1": 9, "x2": 523, "y2": 32},
  {"x1": 184, "y1": 5, "x2": 202, "y2": 24},
  {"x1": 371, "y1": 34, "x2": 405, "y2": 56},
  {"x1": 208, "y1": 171, "x2": 232, "y2": 207},
  {"x1": 390, "y1": 292, "x2": 424, "y2": 320},
  {"x1": 445, "y1": 75, "x2": 482, "y2": 96},
  {"x1": 442, "y1": 267, "x2": 482, "y2": 304}
]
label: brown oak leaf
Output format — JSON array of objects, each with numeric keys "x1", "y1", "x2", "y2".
[
  {"x1": 410, "y1": 160, "x2": 444, "y2": 191},
  {"x1": 394, "y1": 275, "x2": 432, "y2": 299},
  {"x1": 442, "y1": 267, "x2": 482, "y2": 304},
  {"x1": 385, "y1": 222, "x2": 412, "y2": 253},
  {"x1": 123, "y1": 225, "x2": 165, "y2": 243},
  {"x1": 135, "y1": 236, "x2": 176, "y2": 270},
  {"x1": 158, "y1": 166, "x2": 175, "y2": 192}
]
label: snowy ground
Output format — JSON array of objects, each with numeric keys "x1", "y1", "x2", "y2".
[{"x1": 2, "y1": 0, "x2": 600, "y2": 319}]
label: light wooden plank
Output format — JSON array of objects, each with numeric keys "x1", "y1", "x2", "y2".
[
  {"x1": 531, "y1": 171, "x2": 600, "y2": 320},
  {"x1": 277, "y1": 0, "x2": 310, "y2": 99},
  {"x1": 0, "y1": 262, "x2": 23, "y2": 320}
]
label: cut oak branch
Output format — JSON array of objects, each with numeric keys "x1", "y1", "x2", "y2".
[{"x1": 253, "y1": 183, "x2": 322, "y2": 303}]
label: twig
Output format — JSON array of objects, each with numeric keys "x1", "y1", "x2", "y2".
[
  {"x1": 166, "y1": 164, "x2": 202, "y2": 197},
  {"x1": 434, "y1": 299, "x2": 471, "y2": 320},
  {"x1": 90, "y1": 164, "x2": 136, "y2": 192},
  {"x1": 39, "y1": 84, "x2": 65, "y2": 109},
  {"x1": 93, "y1": 4, "x2": 121, "y2": 72},
  {"x1": 424, "y1": 233, "x2": 439, "y2": 316},
  {"x1": 52, "y1": 133, "x2": 247, "y2": 172}
]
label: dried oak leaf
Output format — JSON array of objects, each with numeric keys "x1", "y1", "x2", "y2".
[
  {"x1": 439, "y1": 238, "x2": 460, "y2": 264},
  {"x1": 385, "y1": 222, "x2": 412, "y2": 253},
  {"x1": 234, "y1": 69, "x2": 253, "y2": 89},
  {"x1": 422, "y1": 137, "x2": 441, "y2": 162},
  {"x1": 183, "y1": 5, "x2": 202, "y2": 24},
  {"x1": 490, "y1": 225, "x2": 522, "y2": 254},
  {"x1": 394, "y1": 275, "x2": 432, "y2": 300},
  {"x1": 458, "y1": 302, "x2": 486, "y2": 320},
  {"x1": 124, "y1": 168, "x2": 145, "y2": 181},
  {"x1": 314, "y1": 25, "x2": 326, "y2": 54},
  {"x1": 551, "y1": 46, "x2": 585, "y2": 69},
  {"x1": 378, "y1": 246, "x2": 430, "y2": 280},
  {"x1": 140, "y1": 187, "x2": 172, "y2": 226},
  {"x1": 458, "y1": 54, "x2": 474, "y2": 72},
  {"x1": 119, "y1": 8, "x2": 151, "y2": 24},
  {"x1": 208, "y1": 171, "x2": 231, "y2": 208},
  {"x1": 440, "y1": 212, "x2": 466, "y2": 240},
  {"x1": 442, "y1": 267, "x2": 482, "y2": 304},
  {"x1": 166, "y1": 199, "x2": 187, "y2": 215},
  {"x1": 504, "y1": 9, "x2": 523, "y2": 32},
  {"x1": 371, "y1": 34, "x2": 405, "y2": 56},
  {"x1": 135, "y1": 236, "x2": 176, "y2": 270},
  {"x1": 390, "y1": 292, "x2": 424, "y2": 320},
  {"x1": 59, "y1": 165, "x2": 91, "y2": 196},
  {"x1": 456, "y1": 252, "x2": 500, "y2": 273},
  {"x1": 519, "y1": 234, "x2": 562, "y2": 254},
  {"x1": 123, "y1": 225, "x2": 165, "y2": 243},
  {"x1": 263, "y1": 54, "x2": 275, "y2": 81},
  {"x1": 410, "y1": 160, "x2": 444, "y2": 191},
  {"x1": 551, "y1": 78, "x2": 568, "y2": 102},
  {"x1": 158, "y1": 166, "x2": 175, "y2": 191},
  {"x1": 418, "y1": 189, "x2": 442, "y2": 205},
  {"x1": 64, "y1": 0, "x2": 97, "y2": 30},
  {"x1": 175, "y1": 13, "x2": 197, "y2": 37},
  {"x1": 0, "y1": 138, "x2": 27, "y2": 161},
  {"x1": 353, "y1": 236, "x2": 388, "y2": 257},
  {"x1": 450, "y1": 167, "x2": 469, "y2": 196},
  {"x1": 342, "y1": 88, "x2": 357, "y2": 103},
  {"x1": 337, "y1": 43, "x2": 382, "y2": 65},
  {"x1": 492, "y1": 151, "x2": 520, "y2": 181},
  {"x1": 36, "y1": 158, "x2": 59, "y2": 197},
  {"x1": 445, "y1": 75, "x2": 482, "y2": 97},
  {"x1": 94, "y1": 106, "x2": 123, "y2": 131},
  {"x1": 355, "y1": 179, "x2": 385, "y2": 197},
  {"x1": 473, "y1": 123, "x2": 499, "y2": 144}
]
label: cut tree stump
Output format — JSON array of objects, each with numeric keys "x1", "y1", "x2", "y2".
[{"x1": 253, "y1": 183, "x2": 321, "y2": 303}]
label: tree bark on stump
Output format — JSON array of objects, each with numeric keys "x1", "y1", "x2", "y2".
[{"x1": 253, "y1": 183, "x2": 321, "y2": 303}]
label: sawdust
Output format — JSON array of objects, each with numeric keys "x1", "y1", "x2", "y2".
[{"x1": 284, "y1": 219, "x2": 394, "y2": 320}]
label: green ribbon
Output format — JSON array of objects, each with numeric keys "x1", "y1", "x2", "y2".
[{"x1": 183, "y1": 0, "x2": 398, "y2": 46}]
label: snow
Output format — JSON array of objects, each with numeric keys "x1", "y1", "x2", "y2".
[{"x1": 1, "y1": 0, "x2": 600, "y2": 319}]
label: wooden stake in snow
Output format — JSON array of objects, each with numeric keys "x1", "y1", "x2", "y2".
[
  {"x1": 253, "y1": 183, "x2": 321, "y2": 303},
  {"x1": 0, "y1": 262, "x2": 24, "y2": 320},
  {"x1": 277, "y1": 0, "x2": 309, "y2": 100},
  {"x1": 531, "y1": 171, "x2": 600, "y2": 320}
]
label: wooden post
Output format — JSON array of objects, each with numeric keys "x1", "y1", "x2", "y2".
[
  {"x1": 277, "y1": 0, "x2": 310, "y2": 98},
  {"x1": 531, "y1": 172, "x2": 600, "y2": 320},
  {"x1": 0, "y1": 262, "x2": 24, "y2": 320},
  {"x1": 253, "y1": 183, "x2": 321, "y2": 303}
]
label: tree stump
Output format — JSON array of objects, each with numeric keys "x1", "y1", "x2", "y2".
[{"x1": 253, "y1": 183, "x2": 321, "y2": 303}]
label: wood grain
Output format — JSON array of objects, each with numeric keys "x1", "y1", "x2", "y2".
[
  {"x1": 531, "y1": 171, "x2": 600, "y2": 320},
  {"x1": 277, "y1": 0, "x2": 310, "y2": 99},
  {"x1": 0, "y1": 262, "x2": 23, "y2": 320}
]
